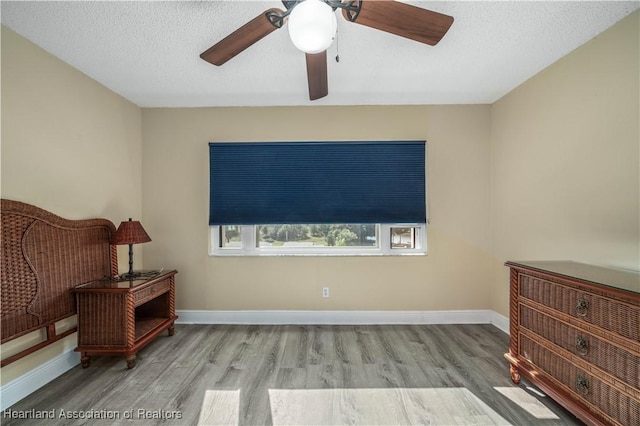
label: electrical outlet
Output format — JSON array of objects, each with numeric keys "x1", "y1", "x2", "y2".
[{"x1": 322, "y1": 287, "x2": 329, "y2": 298}]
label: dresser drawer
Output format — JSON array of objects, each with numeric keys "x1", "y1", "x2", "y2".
[
  {"x1": 519, "y1": 273, "x2": 640, "y2": 341},
  {"x1": 520, "y1": 304, "x2": 640, "y2": 390},
  {"x1": 520, "y1": 335, "x2": 640, "y2": 425},
  {"x1": 133, "y1": 277, "x2": 171, "y2": 307}
]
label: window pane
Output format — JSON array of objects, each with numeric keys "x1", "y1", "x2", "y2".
[
  {"x1": 391, "y1": 227, "x2": 415, "y2": 249},
  {"x1": 256, "y1": 225, "x2": 377, "y2": 248},
  {"x1": 220, "y1": 225, "x2": 242, "y2": 248}
]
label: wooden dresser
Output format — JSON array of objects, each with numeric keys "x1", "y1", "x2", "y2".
[{"x1": 505, "y1": 261, "x2": 639, "y2": 425}]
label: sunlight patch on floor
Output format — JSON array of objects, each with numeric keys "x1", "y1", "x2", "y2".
[
  {"x1": 198, "y1": 389, "x2": 240, "y2": 426},
  {"x1": 494, "y1": 387, "x2": 559, "y2": 420},
  {"x1": 269, "y1": 388, "x2": 512, "y2": 425}
]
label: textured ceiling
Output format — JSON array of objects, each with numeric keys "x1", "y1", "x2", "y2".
[{"x1": 1, "y1": 1, "x2": 638, "y2": 107}]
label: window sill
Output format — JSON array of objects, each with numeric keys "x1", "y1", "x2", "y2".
[{"x1": 208, "y1": 250, "x2": 427, "y2": 257}]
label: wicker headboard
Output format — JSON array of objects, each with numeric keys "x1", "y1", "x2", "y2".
[{"x1": 1, "y1": 199, "x2": 118, "y2": 366}]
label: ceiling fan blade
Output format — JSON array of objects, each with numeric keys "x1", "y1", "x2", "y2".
[
  {"x1": 200, "y1": 8, "x2": 284, "y2": 66},
  {"x1": 306, "y1": 51, "x2": 328, "y2": 101},
  {"x1": 345, "y1": 0, "x2": 454, "y2": 46}
]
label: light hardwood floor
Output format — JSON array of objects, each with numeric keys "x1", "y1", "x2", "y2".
[{"x1": 3, "y1": 324, "x2": 582, "y2": 425}]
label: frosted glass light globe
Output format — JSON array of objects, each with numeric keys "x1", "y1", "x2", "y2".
[{"x1": 288, "y1": 0, "x2": 337, "y2": 54}]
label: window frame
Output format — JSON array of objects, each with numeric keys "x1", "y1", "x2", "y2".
[{"x1": 209, "y1": 224, "x2": 427, "y2": 257}]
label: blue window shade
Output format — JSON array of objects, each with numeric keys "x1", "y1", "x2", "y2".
[{"x1": 209, "y1": 141, "x2": 426, "y2": 225}]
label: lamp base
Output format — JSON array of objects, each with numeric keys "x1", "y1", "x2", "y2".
[
  {"x1": 118, "y1": 270, "x2": 163, "y2": 281},
  {"x1": 118, "y1": 272, "x2": 145, "y2": 281}
]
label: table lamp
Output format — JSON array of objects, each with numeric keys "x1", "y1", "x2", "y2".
[{"x1": 111, "y1": 218, "x2": 151, "y2": 279}]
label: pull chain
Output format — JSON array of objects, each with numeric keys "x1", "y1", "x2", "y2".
[{"x1": 335, "y1": 25, "x2": 340, "y2": 63}]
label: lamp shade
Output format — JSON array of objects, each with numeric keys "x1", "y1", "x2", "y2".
[
  {"x1": 111, "y1": 218, "x2": 151, "y2": 245},
  {"x1": 288, "y1": 0, "x2": 337, "y2": 54}
]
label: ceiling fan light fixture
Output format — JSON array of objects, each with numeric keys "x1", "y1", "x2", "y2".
[{"x1": 288, "y1": 0, "x2": 337, "y2": 54}]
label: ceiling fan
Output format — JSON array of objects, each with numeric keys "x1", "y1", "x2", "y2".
[{"x1": 200, "y1": 0, "x2": 454, "y2": 101}]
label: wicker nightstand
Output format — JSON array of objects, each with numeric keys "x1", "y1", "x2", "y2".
[{"x1": 73, "y1": 270, "x2": 178, "y2": 368}]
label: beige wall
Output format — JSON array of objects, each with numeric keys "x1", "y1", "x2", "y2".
[
  {"x1": 141, "y1": 105, "x2": 492, "y2": 312},
  {"x1": 490, "y1": 11, "x2": 640, "y2": 316},
  {"x1": 1, "y1": 27, "x2": 143, "y2": 383}
]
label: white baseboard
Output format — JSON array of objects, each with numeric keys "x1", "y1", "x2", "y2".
[
  {"x1": 489, "y1": 311, "x2": 510, "y2": 334},
  {"x1": 1, "y1": 310, "x2": 509, "y2": 410},
  {"x1": 177, "y1": 309, "x2": 510, "y2": 331},
  {"x1": 0, "y1": 349, "x2": 80, "y2": 411}
]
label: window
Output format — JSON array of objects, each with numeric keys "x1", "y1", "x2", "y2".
[
  {"x1": 209, "y1": 141, "x2": 427, "y2": 256},
  {"x1": 211, "y1": 224, "x2": 426, "y2": 256},
  {"x1": 391, "y1": 227, "x2": 416, "y2": 249}
]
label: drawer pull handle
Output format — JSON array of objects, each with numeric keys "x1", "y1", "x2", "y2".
[
  {"x1": 575, "y1": 336, "x2": 589, "y2": 356},
  {"x1": 576, "y1": 375, "x2": 590, "y2": 396},
  {"x1": 575, "y1": 299, "x2": 589, "y2": 317}
]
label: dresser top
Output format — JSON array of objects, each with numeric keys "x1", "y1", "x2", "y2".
[{"x1": 506, "y1": 260, "x2": 640, "y2": 295}]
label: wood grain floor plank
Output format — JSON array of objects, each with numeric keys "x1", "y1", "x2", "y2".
[{"x1": 3, "y1": 324, "x2": 582, "y2": 425}]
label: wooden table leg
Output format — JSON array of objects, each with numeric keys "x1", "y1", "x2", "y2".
[
  {"x1": 126, "y1": 355, "x2": 136, "y2": 369},
  {"x1": 81, "y1": 353, "x2": 91, "y2": 368},
  {"x1": 509, "y1": 364, "x2": 521, "y2": 384}
]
